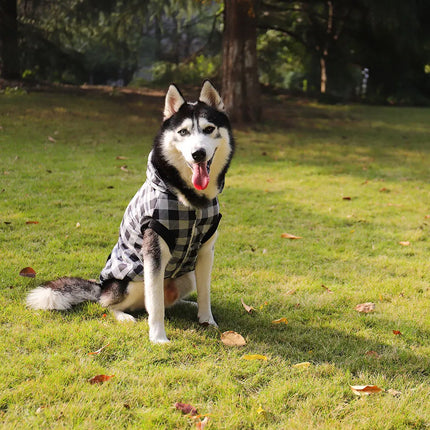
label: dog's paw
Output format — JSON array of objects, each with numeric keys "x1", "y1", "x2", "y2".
[
  {"x1": 112, "y1": 310, "x2": 137, "y2": 323},
  {"x1": 199, "y1": 316, "x2": 218, "y2": 328}
]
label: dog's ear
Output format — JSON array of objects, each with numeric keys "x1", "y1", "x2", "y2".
[
  {"x1": 199, "y1": 80, "x2": 225, "y2": 112},
  {"x1": 164, "y1": 84, "x2": 186, "y2": 120}
]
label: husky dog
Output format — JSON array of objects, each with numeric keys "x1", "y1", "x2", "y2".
[{"x1": 26, "y1": 80, "x2": 234, "y2": 343}]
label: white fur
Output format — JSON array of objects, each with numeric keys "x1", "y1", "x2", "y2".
[{"x1": 26, "y1": 287, "x2": 73, "y2": 310}]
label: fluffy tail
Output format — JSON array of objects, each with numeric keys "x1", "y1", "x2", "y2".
[{"x1": 26, "y1": 277, "x2": 101, "y2": 310}]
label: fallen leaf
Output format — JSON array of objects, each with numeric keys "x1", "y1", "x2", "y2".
[
  {"x1": 350, "y1": 385, "x2": 383, "y2": 396},
  {"x1": 355, "y1": 302, "x2": 375, "y2": 313},
  {"x1": 272, "y1": 317, "x2": 288, "y2": 325},
  {"x1": 47, "y1": 136, "x2": 56, "y2": 143},
  {"x1": 174, "y1": 402, "x2": 198, "y2": 416},
  {"x1": 366, "y1": 350, "x2": 381, "y2": 359},
  {"x1": 393, "y1": 330, "x2": 402, "y2": 336},
  {"x1": 256, "y1": 405, "x2": 266, "y2": 415},
  {"x1": 281, "y1": 233, "x2": 302, "y2": 239},
  {"x1": 120, "y1": 165, "x2": 129, "y2": 172},
  {"x1": 88, "y1": 343, "x2": 110, "y2": 356},
  {"x1": 116, "y1": 156, "x2": 129, "y2": 160},
  {"x1": 425, "y1": 215, "x2": 430, "y2": 219},
  {"x1": 286, "y1": 288, "x2": 296, "y2": 295},
  {"x1": 321, "y1": 284, "x2": 333, "y2": 293},
  {"x1": 379, "y1": 187, "x2": 389, "y2": 192},
  {"x1": 292, "y1": 361, "x2": 311, "y2": 369},
  {"x1": 195, "y1": 417, "x2": 209, "y2": 429},
  {"x1": 242, "y1": 354, "x2": 269, "y2": 361},
  {"x1": 221, "y1": 331, "x2": 246, "y2": 346},
  {"x1": 19, "y1": 267, "x2": 36, "y2": 278},
  {"x1": 88, "y1": 374, "x2": 114, "y2": 384},
  {"x1": 26, "y1": 221, "x2": 39, "y2": 225},
  {"x1": 387, "y1": 388, "x2": 402, "y2": 397},
  {"x1": 35, "y1": 406, "x2": 46, "y2": 414},
  {"x1": 399, "y1": 241, "x2": 410, "y2": 246},
  {"x1": 342, "y1": 196, "x2": 351, "y2": 200},
  {"x1": 241, "y1": 298, "x2": 255, "y2": 314}
]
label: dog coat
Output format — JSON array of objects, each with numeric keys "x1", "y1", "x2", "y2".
[{"x1": 100, "y1": 151, "x2": 221, "y2": 283}]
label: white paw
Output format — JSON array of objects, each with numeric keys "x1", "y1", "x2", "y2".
[
  {"x1": 150, "y1": 336, "x2": 170, "y2": 344},
  {"x1": 112, "y1": 310, "x2": 137, "y2": 323},
  {"x1": 199, "y1": 315, "x2": 218, "y2": 327}
]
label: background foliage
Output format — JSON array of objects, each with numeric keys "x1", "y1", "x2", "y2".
[{"x1": 2, "y1": 0, "x2": 429, "y2": 104}]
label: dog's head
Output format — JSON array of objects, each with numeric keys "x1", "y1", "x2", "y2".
[{"x1": 155, "y1": 81, "x2": 234, "y2": 204}]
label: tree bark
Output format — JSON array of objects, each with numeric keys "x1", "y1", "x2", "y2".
[
  {"x1": 0, "y1": 0, "x2": 20, "y2": 79},
  {"x1": 222, "y1": 0, "x2": 261, "y2": 123}
]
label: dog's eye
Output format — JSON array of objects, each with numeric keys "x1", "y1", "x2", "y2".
[
  {"x1": 178, "y1": 129, "x2": 190, "y2": 136},
  {"x1": 203, "y1": 126, "x2": 215, "y2": 134}
]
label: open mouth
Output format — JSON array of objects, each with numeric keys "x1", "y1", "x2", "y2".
[{"x1": 189, "y1": 152, "x2": 215, "y2": 191}]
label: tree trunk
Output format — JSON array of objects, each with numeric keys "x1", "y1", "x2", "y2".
[
  {"x1": 222, "y1": 0, "x2": 261, "y2": 123},
  {"x1": 320, "y1": 56, "x2": 327, "y2": 94},
  {"x1": 0, "y1": 0, "x2": 20, "y2": 79}
]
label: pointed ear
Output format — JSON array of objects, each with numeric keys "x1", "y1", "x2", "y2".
[
  {"x1": 164, "y1": 84, "x2": 186, "y2": 120},
  {"x1": 199, "y1": 80, "x2": 225, "y2": 112}
]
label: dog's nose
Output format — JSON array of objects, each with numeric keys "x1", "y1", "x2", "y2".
[{"x1": 192, "y1": 149, "x2": 206, "y2": 162}]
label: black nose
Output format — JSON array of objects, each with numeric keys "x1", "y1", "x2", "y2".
[{"x1": 192, "y1": 149, "x2": 206, "y2": 162}]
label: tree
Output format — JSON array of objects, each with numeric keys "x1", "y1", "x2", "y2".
[
  {"x1": 0, "y1": 0, "x2": 20, "y2": 79},
  {"x1": 221, "y1": 0, "x2": 261, "y2": 123}
]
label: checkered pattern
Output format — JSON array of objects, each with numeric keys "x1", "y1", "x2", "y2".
[{"x1": 100, "y1": 151, "x2": 221, "y2": 283}]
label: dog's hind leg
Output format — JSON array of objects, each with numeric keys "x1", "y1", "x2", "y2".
[{"x1": 195, "y1": 231, "x2": 218, "y2": 327}]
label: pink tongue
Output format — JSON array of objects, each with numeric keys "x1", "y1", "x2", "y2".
[{"x1": 192, "y1": 162, "x2": 209, "y2": 190}]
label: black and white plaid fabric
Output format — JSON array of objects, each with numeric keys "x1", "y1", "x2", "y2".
[{"x1": 100, "y1": 151, "x2": 221, "y2": 283}]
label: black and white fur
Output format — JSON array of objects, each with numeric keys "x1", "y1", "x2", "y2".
[{"x1": 26, "y1": 81, "x2": 234, "y2": 343}]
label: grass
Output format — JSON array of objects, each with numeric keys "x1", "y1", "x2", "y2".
[{"x1": 1, "y1": 87, "x2": 430, "y2": 429}]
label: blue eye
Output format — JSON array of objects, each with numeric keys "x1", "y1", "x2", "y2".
[{"x1": 178, "y1": 129, "x2": 189, "y2": 136}]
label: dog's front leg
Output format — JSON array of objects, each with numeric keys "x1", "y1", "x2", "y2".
[
  {"x1": 195, "y1": 231, "x2": 218, "y2": 327},
  {"x1": 143, "y1": 229, "x2": 171, "y2": 343}
]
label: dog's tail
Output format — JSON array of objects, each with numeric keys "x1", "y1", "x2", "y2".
[{"x1": 26, "y1": 277, "x2": 101, "y2": 310}]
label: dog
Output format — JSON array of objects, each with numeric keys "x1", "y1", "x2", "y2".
[{"x1": 26, "y1": 80, "x2": 235, "y2": 343}]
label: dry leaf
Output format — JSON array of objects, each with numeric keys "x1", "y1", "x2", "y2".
[
  {"x1": 256, "y1": 406, "x2": 266, "y2": 415},
  {"x1": 321, "y1": 284, "x2": 333, "y2": 293},
  {"x1": 19, "y1": 267, "x2": 36, "y2": 278},
  {"x1": 88, "y1": 374, "x2": 114, "y2": 384},
  {"x1": 387, "y1": 388, "x2": 402, "y2": 397},
  {"x1": 293, "y1": 361, "x2": 311, "y2": 369},
  {"x1": 342, "y1": 196, "x2": 351, "y2": 200},
  {"x1": 425, "y1": 215, "x2": 430, "y2": 219},
  {"x1": 366, "y1": 350, "x2": 381, "y2": 358},
  {"x1": 120, "y1": 165, "x2": 129, "y2": 172},
  {"x1": 174, "y1": 402, "x2": 198, "y2": 416},
  {"x1": 379, "y1": 187, "x2": 389, "y2": 192},
  {"x1": 88, "y1": 343, "x2": 110, "y2": 356},
  {"x1": 241, "y1": 298, "x2": 255, "y2": 314},
  {"x1": 281, "y1": 233, "x2": 302, "y2": 239},
  {"x1": 272, "y1": 317, "x2": 288, "y2": 325},
  {"x1": 286, "y1": 288, "x2": 296, "y2": 295},
  {"x1": 350, "y1": 385, "x2": 383, "y2": 396},
  {"x1": 242, "y1": 354, "x2": 268, "y2": 361},
  {"x1": 221, "y1": 331, "x2": 246, "y2": 346},
  {"x1": 47, "y1": 136, "x2": 56, "y2": 143},
  {"x1": 26, "y1": 221, "x2": 39, "y2": 225},
  {"x1": 399, "y1": 241, "x2": 410, "y2": 246},
  {"x1": 195, "y1": 417, "x2": 209, "y2": 429},
  {"x1": 355, "y1": 302, "x2": 375, "y2": 313},
  {"x1": 116, "y1": 156, "x2": 128, "y2": 160},
  {"x1": 393, "y1": 330, "x2": 402, "y2": 335}
]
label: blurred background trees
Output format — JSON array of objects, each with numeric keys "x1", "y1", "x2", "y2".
[{"x1": 1, "y1": 0, "x2": 430, "y2": 113}]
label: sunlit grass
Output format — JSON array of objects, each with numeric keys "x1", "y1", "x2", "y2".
[{"x1": 1, "y1": 89, "x2": 430, "y2": 429}]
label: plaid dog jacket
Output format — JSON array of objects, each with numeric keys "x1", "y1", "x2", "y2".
[{"x1": 100, "y1": 151, "x2": 221, "y2": 283}]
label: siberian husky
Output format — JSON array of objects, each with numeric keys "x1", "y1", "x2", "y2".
[{"x1": 26, "y1": 80, "x2": 235, "y2": 343}]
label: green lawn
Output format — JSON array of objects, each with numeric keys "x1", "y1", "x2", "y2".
[{"x1": 1, "y1": 87, "x2": 429, "y2": 429}]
